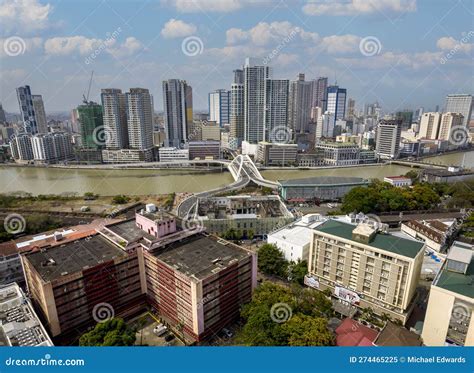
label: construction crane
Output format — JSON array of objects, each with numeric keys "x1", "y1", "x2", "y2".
[{"x1": 82, "y1": 71, "x2": 94, "y2": 104}]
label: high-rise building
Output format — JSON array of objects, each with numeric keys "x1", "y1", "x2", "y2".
[
  {"x1": 31, "y1": 132, "x2": 73, "y2": 163},
  {"x1": 438, "y1": 112, "x2": 465, "y2": 141},
  {"x1": 230, "y1": 69, "x2": 245, "y2": 146},
  {"x1": 101, "y1": 89, "x2": 129, "y2": 149},
  {"x1": 31, "y1": 95, "x2": 48, "y2": 133},
  {"x1": 16, "y1": 86, "x2": 38, "y2": 134},
  {"x1": 346, "y1": 98, "x2": 356, "y2": 121},
  {"x1": 311, "y1": 77, "x2": 328, "y2": 110},
  {"x1": 315, "y1": 112, "x2": 335, "y2": 140},
  {"x1": 163, "y1": 79, "x2": 193, "y2": 148},
  {"x1": 10, "y1": 133, "x2": 34, "y2": 161},
  {"x1": 244, "y1": 58, "x2": 271, "y2": 143},
  {"x1": 326, "y1": 85, "x2": 346, "y2": 126},
  {"x1": 308, "y1": 217, "x2": 425, "y2": 324},
  {"x1": 418, "y1": 112, "x2": 441, "y2": 139},
  {"x1": 209, "y1": 89, "x2": 230, "y2": 127},
  {"x1": 126, "y1": 88, "x2": 153, "y2": 150},
  {"x1": 395, "y1": 110, "x2": 414, "y2": 130},
  {"x1": 288, "y1": 73, "x2": 313, "y2": 135},
  {"x1": 375, "y1": 119, "x2": 402, "y2": 159},
  {"x1": 264, "y1": 79, "x2": 289, "y2": 142},
  {"x1": 0, "y1": 102, "x2": 6, "y2": 124},
  {"x1": 422, "y1": 241, "x2": 474, "y2": 346},
  {"x1": 77, "y1": 101, "x2": 103, "y2": 149},
  {"x1": 445, "y1": 94, "x2": 473, "y2": 127}
]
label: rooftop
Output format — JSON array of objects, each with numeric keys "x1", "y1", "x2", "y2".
[
  {"x1": 151, "y1": 234, "x2": 252, "y2": 280},
  {"x1": 0, "y1": 283, "x2": 53, "y2": 346},
  {"x1": 278, "y1": 176, "x2": 368, "y2": 187},
  {"x1": 106, "y1": 219, "x2": 155, "y2": 243},
  {"x1": 374, "y1": 322, "x2": 422, "y2": 346},
  {"x1": 435, "y1": 247, "x2": 474, "y2": 298},
  {"x1": 25, "y1": 235, "x2": 127, "y2": 282},
  {"x1": 335, "y1": 318, "x2": 378, "y2": 347},
  {"x1": 315, "y1": 219, "x2": 424, "y2": 259}
]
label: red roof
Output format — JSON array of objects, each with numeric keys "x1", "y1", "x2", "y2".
[{"x1": 335, "y1": 318, "x2": 378, "y2": 347}]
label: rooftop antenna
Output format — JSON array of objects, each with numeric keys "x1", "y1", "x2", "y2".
[{"x1": 82, "y1": 71, "x2": 94, "y2": 104}]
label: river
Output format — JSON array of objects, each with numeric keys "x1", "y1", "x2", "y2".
[{"x1": 0, "y1": 151, "x2": 472, "y2": 196}]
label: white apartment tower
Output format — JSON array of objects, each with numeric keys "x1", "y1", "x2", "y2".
[
  {"x1": 101, "y1": 89, "x2": 129, "y2": 149},
  {"x1": 438, "y1": 112, "x2": 465, "y2": 141},
  {"x1": 375, "y1": 119, "x2": 402, "y2": 159},
  {"x1": 209, "y1": 89, "x2": 230, "y2": 127},
  {"x1": 244, "y1": 58, "x2": 271, "y2": 143},
  {"x1": 445, "y1": 94, "x2": 472, "y2": 127},
  {"x1": 288, "y1": 73, "x2": 313, "y2": 135},
  {"x1": 418, "y1": 112, "x2": 441, "y2": 139},
  {"x1": 126, "y1": 88, "x2": 153, "y2": 150},
  {"x1": 230, "y1": 69, "x2": 245, "y2": 146}
]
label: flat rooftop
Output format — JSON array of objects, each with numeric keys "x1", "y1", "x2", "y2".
[
  {"x1": 278, "y1": 176, "x2": 368, "y2": 187},
  {"x1": 152, "y1": 235, "x2": 251, "y2": 280},
  {"x1": 107, "y1": 219, "x2": 155, "y2": 243},
  {"x1": 25, "y1": 235, "x2": 127, "y2": 282},
  {"x1": 435, "y1": 256, "x2": 474, "y2": 298},
  {"x1": 315, "y1": 219, "x2": 424, "y2": 259}
]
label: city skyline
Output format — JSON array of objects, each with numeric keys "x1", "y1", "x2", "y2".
[{"x1": 0, "y1": 0, "x2": 473, "y2": 114}]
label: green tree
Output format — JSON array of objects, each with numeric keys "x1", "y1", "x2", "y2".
[
  {"x1": 79, "y1": 318, "x2": 136, "y2": 346},
  {"x1": 282, "y1": 314, "x2": 334, "y2": 346},
  {"x1": 257, "y1": 244, "x2": 288, "y2": 277},
  {"x1": 287, "y1": 260, "x2": 308, "y2": 285},
  {"x1": 404, "y1": 170, "x2": 419, "y2": 183},
  {"x1": 112, "y1": 195, "x2": 130, "y2": 204}
]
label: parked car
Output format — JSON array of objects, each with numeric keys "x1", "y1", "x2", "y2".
[
  {"x1": 164, "y1": 334, "x2": 175, "y2": 342},
  {"x1": 222, "y1": 328, "x2": 233, "y2": 338},
  {"x1": 153, "y1": 324, "x2": 167, "y2": 337}
]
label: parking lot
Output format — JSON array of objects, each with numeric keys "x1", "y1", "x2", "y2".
[{"x1": 131, "y1": 313, "x2": 184, "y2": 347}]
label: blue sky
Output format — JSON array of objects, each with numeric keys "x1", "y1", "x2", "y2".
[{"x1": 0, "y1": 0, "x2": 473, "y2": 114}]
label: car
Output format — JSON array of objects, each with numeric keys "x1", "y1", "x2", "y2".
[
  {"x1": 164, "y1": 334, "x2": 175, "y2": 342},
  {"x1": 153, "y1": 324, "x2": 167, "y2": 336},
  {"x1": 222, "y1": 328, "x2": 233, "y2": 338}
]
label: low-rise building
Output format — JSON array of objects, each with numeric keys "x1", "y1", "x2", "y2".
[
  {"x1": 401, "y1": 219, "x2": 457, "y2": 253},
  {"x1": 256, "y1": 142, "x2": 298, "y2": 166},
  {"x1": 314, "y1": 142, "x2": 360, "y2": 166},
  {"x1": 421, "y1": 167, "x2": 474, "y2": 183},
  {"x1": 383, "y1": 176, "x2": 412, "y2": 187},
  {"x1": 278, "y1": 176, "x2": 369, "y2": 202},
  {"x1": 0, "y1": 283, "x2": 53, "y2": 346},
  {"x1": 195, "y1": 195, "x2": 294, "y2": 237},
  {"x1": 422, "y1": 241, "x2": 474, "y2": 346},
  {"x1": 188, "y1": 140, "x2": 221, "y2": 160},
  {"x1": 158, "y1": 147, "x2": 189, "y2": 162},
  {"x1": 308, "y1": 217, "x2": 425, "y2": 324},
  {"x1": 102, "y1": 148, "x2": 154, "y2": 163}
]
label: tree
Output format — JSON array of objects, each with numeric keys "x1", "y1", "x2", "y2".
[
  {"x1": 79, "y1": 318, "x2": 136, "y2": 346},
  {"x1": 112, "y1": 195, "x2": 130, "y2": 204},
  {"x1": 282, "y1": 314, "x2": 334, "y2": 346},
  {"x1": 404, "y1": 170, "x2": 419, "y2": 183},
  {"x1": 257, "y1": 244, "x2": 288, "y2": 277},
  {"x1": 287, "y1": 260, "x2": 308, "y2": 285}
]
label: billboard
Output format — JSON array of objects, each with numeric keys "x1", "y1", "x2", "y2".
[
  {"x1": 304, "y1": 275, "x2": 320, "y2": 289},
  {"x1": 334, "y1": 286, "x2": 360, "y2": 305}
]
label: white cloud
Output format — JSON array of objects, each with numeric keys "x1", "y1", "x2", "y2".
[
  {"x1": 437, "y1": 36, "x2": 474, "y2": 53},
  {"x1": 161, "y1": 18, "x2": 197, "y2": 39},
  {"x1": 164, "y1": 0, "x2": 264, "y2": 13},
  {"x1": 318, "y1": 34, "x2": 361, "y2": 54},
  {"x1": 336, "y1": 51, "x2": 442, "y2": 70},
  {"x1": 274, "y1": 53, "x2": 299, "y2": 66},
  {"x1": 303, "y1": 0, "x2": 417, "y2": 16},
  {"x1": 108, "y1": 37, "x2": 145, "y2": 58},
  {"x1": 0, "y1": 0, "x2": 52, "y2": 33}
]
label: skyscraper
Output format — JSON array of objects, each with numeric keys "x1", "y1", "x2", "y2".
[
  {"x1": 162, "y1": 79, "x2": 193, "y2": 148},
  {"x1": 311, "y1": 77, "x2": 328, "y2": 111},
  {"x1": 326, "y1": 85, "x2": 347, "y2": 126},
  {"x1": 31, "y1": 95, "x2": 48, "y2": 133},
  {"x1": 438, "y1": 112, "x2": 465, "y2": 141},
  {"x1": 375, "y1": 119, "x2": 402, "y2": 159},
  {"x1": 77, "y1": 101, "x2": 104, "y2": 149},
  {"x1": 209, "y1": 89, "x2": 230, "y2": 127},
  {"x1": 10, "y1": 133, "x2": 34, "y2": 161},
  {"x1": 418, "y1": 112, "x2": 441, "y2": 139},
  {"x1": 230, "y1": 69, "x2": 244, "y2": 146},
  {"x1": 288, "y1": 73, "x2": 312, "y2": 135},
  {"x1": 264, "y1": 79, "x2": 289, "y2": 142},
  {"x1": 244, "y1": 58, "x2": 271, "y2": 143},
  {"x1": 126, "y1": 88, "x2": 153, "y2": 150},
  {"x1": 16, "y1": 86, "x2": 38, "y2": 134},
  {"x1": 347, "y1": 98, "x2": 356, "y2": 121},
  {"x1": 445, "y1": 94, "x2": 473, "y2": 127},
  {"x1": 0, "y1": 102, "x2": 6, "y2": 124},
  {"x1": 101, "y1": 89, "x2": 129, "y2": 149}
]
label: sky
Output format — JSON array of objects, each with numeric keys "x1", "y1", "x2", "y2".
[{"x1": 0, "y1": 0, "x2": 473, "y2": 115}]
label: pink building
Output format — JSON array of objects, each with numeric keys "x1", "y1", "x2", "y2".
[{"x1": 135, "y1": 210, "x2": 176, "y2": 238}]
